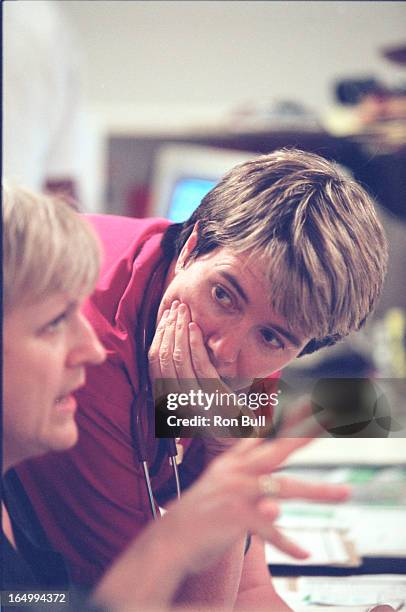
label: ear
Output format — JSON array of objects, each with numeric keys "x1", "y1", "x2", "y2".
[{"x1": 176, "y1": 223, "x2": 199, "y2": 271}]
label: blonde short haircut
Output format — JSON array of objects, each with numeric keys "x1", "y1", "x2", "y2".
[
  {"x1": 3, "y1": 183, "x2": 101, "y2": 313},
  {"x1": 166, "y1": 148, "x2": 388, "y2": 355}
]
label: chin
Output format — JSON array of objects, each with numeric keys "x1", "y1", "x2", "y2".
[{"x1": 48, "y1": 423, "x2": 79, "y2": 452}]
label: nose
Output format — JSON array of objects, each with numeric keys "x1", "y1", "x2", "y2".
[
  {"x1": 67, "y1": 313, "x2": 106, "y2": 368},
  {"x1": 206, "y1": 328, "x2": 242, "y2": 372}
]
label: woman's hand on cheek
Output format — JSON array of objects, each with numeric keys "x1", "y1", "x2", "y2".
[
  {"x1": 149, "y1": 301, "x2": 250, "y2": 452},
  {"x1": 149, "y1": 301, "x2": 217, "y2": 384},
  {"x1": 148, "y1": 302, "x2": 176, "y2": 400},
  {"x1": 148, "y1": 301, "x2": 206, "y2": 407}
]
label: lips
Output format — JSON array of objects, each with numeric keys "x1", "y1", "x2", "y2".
[
  {"x1": 55, "y1": 393, "x2": 77, "y2": 413},
  {"x1": 57, "y1": 375, "x2": 85, "y2": 400},
  {"x1": 55, "y1": 394, "x2": 71, "y2": 404},
  {"x1": 55, "y1": 379, "x2": 84, "y2": 411}
]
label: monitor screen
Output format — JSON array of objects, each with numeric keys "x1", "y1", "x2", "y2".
[
  {"x1": 167, "y1": 176, "x2": 216, "y2": 222},
  {"x1": 149, "y1": 144, "x2": 257, "y2": 220}
]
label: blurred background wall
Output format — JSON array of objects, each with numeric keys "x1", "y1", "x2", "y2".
[
  {"x1": 4, "y1": 0, "x2": 405, "y2": 212},
  {"x1": 62, "y1": 1, "x2": 404, "y2": 126}
]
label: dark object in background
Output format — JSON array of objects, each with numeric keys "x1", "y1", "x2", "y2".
[
  {"x1": 381, "y1": 42, "x2": 406, "y2": 66},
  {"x1": 335, "y1": 78, "x2": 406, "y2": 106},
  {"x1": 301, "y1": 350, "x2": 374, "y2": 379},
  {"x1": 311, "y1": 377, "x2": 393, "y2": 438},
  {"x1": 336, "y1": 78, "x2": 386, "y2": 106}
]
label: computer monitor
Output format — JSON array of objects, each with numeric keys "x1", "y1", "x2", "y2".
[{"x1": 149, "y1": 144, "x2": 257, "y2": 222}]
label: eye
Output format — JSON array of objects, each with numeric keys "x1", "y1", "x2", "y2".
[
  {"x1": 213, "y1": 285, "x2": 235, "y2": 310},
  {"x1": 260, "y1": 328, "x2": 285, "y2": 350},
  {"x1": 42, "y1": 311, "x2": 68, "y2": 334}
]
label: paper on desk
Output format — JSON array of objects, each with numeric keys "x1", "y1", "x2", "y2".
[
  {"x1": 265, "y1": 526, "x2": 359, "y2": 566},
  {"x1": 278, "y1": 466, "x2": 406, "y2": 504},
  {"x1": 273, "y1": 575, "x2": 406, "y2": 610},
  {"x1": 346, "y1": 506, "x2": 406, "y2": 557},
  {"x1": 273, "y1": 600, "x2": 391, "y2": 612},
  {"x1": 285, "y1": 438, "x2": 406, "y2": 466},
  {"x1": 275, "y1": 502, "x2": 406, "y2": 557},
  {"x1": 296, "y1": 574, "x2": 406, "y2": 608}
]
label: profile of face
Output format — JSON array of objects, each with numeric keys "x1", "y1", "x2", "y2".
[
  {"x1": 3, "y1": 292, "x2": 106, "y2": 469},
  {"x1": 159, "y1": 228, "x2": 309, "y2": 384}
]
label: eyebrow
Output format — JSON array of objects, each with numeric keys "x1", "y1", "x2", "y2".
[
  {"x1": 219, "y1": 271, "x2": 249, "y2": 303},
  {"x1": 219, "y1": 271, "x2": 302, "y2": 347}
]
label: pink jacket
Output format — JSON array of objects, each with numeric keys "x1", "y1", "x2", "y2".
[{"x1": 16, "y1": 215, "x2": 205, "y2": 586}]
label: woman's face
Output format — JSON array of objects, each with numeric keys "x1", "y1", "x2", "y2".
[
  {"x1": 159, "y1": 229, "x2": 309, "y2": 386},
  {"x1": 3, "y1": 292, "x2": 106, "y2": 470}
]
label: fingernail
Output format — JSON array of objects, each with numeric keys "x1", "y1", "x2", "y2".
[
  {"x1": 178, "y1": 303, "x2": 187, "y2": 315},
  {"x1": 171, "y1": 300, "x2": 180, "y2": 311},
  {"x1": 298, "y1": 549, "x2": 310, "y2": 559}
]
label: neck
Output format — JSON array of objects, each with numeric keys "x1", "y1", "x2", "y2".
[
  {"x1": 3, "y1": 436, "x2": 27, "y2": 475},
  {"x1": 2, "y1": 503, "x2": 17, "y2": 549}
]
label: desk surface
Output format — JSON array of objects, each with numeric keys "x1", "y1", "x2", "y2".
[{"x1": 285, "y1": 438, "x2": 406, "y2": 467}]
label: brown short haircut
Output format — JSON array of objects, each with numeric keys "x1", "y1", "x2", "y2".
[{"x1": 165, "y1": 148, "x2": 388, "y2": 355}]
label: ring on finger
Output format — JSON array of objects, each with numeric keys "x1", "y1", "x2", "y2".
[{"x1": 258, "y1": 475, "x2": 281, "y2": 498}]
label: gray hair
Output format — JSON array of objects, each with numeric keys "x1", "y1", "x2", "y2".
[{"x1": 3, "y1": 183, "x2": 101, "y2": 312}]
